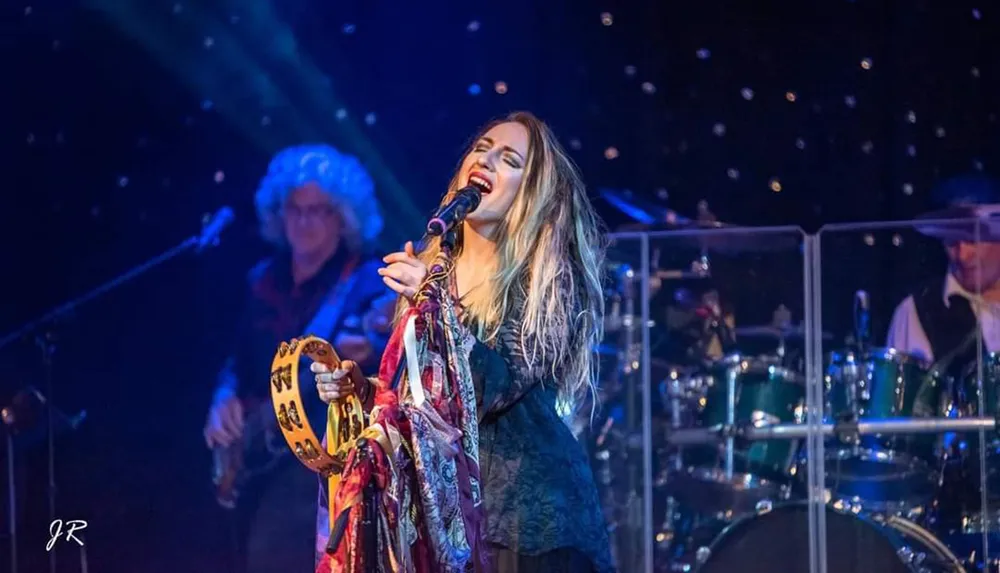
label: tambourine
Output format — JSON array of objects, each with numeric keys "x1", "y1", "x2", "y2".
[{"x1": 269, "y1": 335, "x2": 365, "y2": 478}]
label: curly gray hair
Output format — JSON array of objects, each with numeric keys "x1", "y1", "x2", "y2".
[{"x1": 254, "y1": 144, "x2": 383, "y2": 252}]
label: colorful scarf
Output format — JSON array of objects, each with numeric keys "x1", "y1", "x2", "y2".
[{"x1": 317, "y1": 250, "x2": 488, "y2": 573}]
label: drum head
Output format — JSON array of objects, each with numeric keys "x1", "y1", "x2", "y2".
[{"x1": 695, "y1": 503, "x2": 961, "y2": 573}]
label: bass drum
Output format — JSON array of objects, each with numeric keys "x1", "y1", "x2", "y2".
[{"x1": 693, "y1": 502, "x2": 964, "y2": 573}]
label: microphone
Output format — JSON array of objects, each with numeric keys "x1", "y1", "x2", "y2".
[
  {"x1": 197, "y1": 206, "x2": 236, "y2": 252},
  {"x1": 426, "y1": 186, "x2": 484, "y2": 237},
  {"x1": 854, "y1": 290, "x2": 870, "y2": 349}
]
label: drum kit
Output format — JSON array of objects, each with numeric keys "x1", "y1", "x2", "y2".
[{"x1": 587, "y1": 195, "x2": 1000, "y2": 573}]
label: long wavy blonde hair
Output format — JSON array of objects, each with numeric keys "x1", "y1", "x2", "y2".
[{"x1": 399, "y1": 111, "x2": 606, "y2": 417}]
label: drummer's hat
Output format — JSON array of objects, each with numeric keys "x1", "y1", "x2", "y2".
[{"x1": 915, "y1": 173, "x2": 1000, "y2": 243}]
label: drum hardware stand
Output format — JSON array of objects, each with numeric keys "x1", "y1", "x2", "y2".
[
  {"x1": 832, "y1": 413, "x2": 862, "y2": 451},
  {"x1": 616, "y1": 263, "x2": 645, "y2": 571},
  {"x1": 853, "y1": 290, "x2": 871, "y2": 355},
  {"x1": 775, "y1": 336, "x2": 787, "y2": 362},
  {"x1": 724, "y1": 368, "x2": 737, "y2": 481},
  {"x1": 660, "y1": 496, "x2": 679, "y2": 537},
  {"x1": 0, "y1": 207, "x2": 233, "y2": 573},
  {"x1": 667, "y1": 415, "x2": 1000, "y2": 446},
  {"x1": 771, "y1": 304, "x2": 793, "y2": 361},
  {"x1": 667, "y1": 379, "x2": 685, "y2": 472},
  {"x1": 841, "y1": 290, "x2": 872, "y2": 453}
]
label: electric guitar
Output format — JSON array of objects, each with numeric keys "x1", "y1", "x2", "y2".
[{"x1": 212, "y1": 397, "x2": 287, "y2": 509}]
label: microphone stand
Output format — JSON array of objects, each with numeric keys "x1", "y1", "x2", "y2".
[
  {"x1": 0, "y1": 211, "x2": 231, "y2": 573},
  {"x1": 4, "y1": 421, "x2": 15, "y2": 573},
  {"x1": 854, "y1": 293, "x2": 870, "y2": 356}
]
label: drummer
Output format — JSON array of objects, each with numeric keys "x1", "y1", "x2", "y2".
[{"x1": 886, "y1": 173, "x2": 1000, "y2": 368}]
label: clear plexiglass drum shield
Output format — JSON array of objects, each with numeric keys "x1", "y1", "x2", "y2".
[
  {"x1": 806, "y1": 216, "x2": 996, "y2": 573},
  {"x1": 599, "y1": 225, "x2": 810, "y2": 572}
]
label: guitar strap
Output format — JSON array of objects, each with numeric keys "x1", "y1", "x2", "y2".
[{"x1": 303, "y1": 255, "x2": 363, "y2": 340}]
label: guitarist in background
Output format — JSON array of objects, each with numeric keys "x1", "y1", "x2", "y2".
[{"x1": 202, "y1": 144, "x2": 393, "y2": 573}]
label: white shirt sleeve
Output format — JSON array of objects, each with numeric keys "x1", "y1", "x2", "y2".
[{"x1": 885, "y1": 295, "x2": 934, "y2": 363}]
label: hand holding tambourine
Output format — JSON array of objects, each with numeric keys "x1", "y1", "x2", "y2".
[
  {"x1": 312, "y1": 360, "x2": 367, "y2": 403},
  {"x1": 268, "y1": 335, "x2": 365, "y2": 477}
]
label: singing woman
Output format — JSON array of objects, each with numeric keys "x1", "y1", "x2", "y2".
[{"x1": 314, "y1": 111, "x2": 614, "y2": 572}]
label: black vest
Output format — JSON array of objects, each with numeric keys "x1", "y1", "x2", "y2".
[{"x1": 911, "y1": 275, "x2": 982, "y2": 376}]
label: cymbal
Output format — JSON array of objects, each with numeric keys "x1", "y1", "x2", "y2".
[
  {"x1": 604, "y1": 261, "x2": 710, "y2": 282},
  {"x1": 734, "y1": 324, "x2": 833, "y2": 341},
  {"x1": 611, "y1": 222, "x2": 801, "y2": 255},
  {"x1": 599, "y1": 189, "x2": 799, "y2": 255},
  {"x1": 914, "y1": 204, "x2": 1000, "y2": 243}
]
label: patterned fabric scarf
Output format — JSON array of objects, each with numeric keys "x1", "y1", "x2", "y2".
[{"x1": 317, "y1": 250, "x2": 489, "y2": 573}]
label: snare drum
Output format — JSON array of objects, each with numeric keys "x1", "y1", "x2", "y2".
[
  {"x1": 690, "y1": 501, "x2": 964, "y2": 573},
  {"x1": 671, "y1": 354, "x2": 804, "y2": 514},
  {"x1": 818, "y1": 348, "x2": 944, "y2": 514}
]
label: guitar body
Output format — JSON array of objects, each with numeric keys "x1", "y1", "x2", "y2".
[{"x1": 212, "y1": 398, "x2": 285, "y2": 509}]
